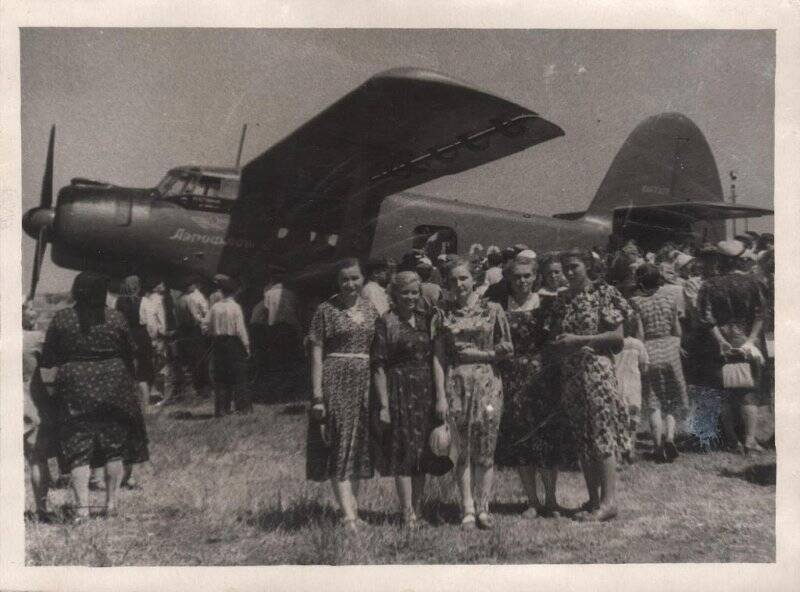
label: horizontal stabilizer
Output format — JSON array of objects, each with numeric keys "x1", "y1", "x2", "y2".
[{"x1": 613, "y1": 201, "x2": 773, "y2": 227}]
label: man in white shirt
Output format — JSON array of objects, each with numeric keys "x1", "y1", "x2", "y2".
[
  {"x1": 206, "y1": 277, "x2": 251, "y2": 415},
  {"x1": 140, "y1": 277, "x2": 177, "y2": 405}
]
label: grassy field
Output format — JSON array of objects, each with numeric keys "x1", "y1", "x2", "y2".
[{"x1": 25, "y1": 398, "x2": 775, "y2": 566}]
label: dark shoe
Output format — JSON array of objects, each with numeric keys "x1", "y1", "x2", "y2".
[
  {"x1": 653, "y1": 447, "x2": 668, "y2": 464},
  {"x1": 664, "y1": 442, "x2": 679, "y2": 462},
  {"x1": 88, "y1": 479, "x2": 105, "y2": 491},
  {"x1": 25, "y1": 510, "x2": 55, "y2": 524},
  {"x1": 538, "y1": 505, "x2": 564, "y2": 519}
]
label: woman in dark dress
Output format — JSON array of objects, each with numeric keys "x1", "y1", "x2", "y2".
[
  {"x1": 544, "y1": 248, "x2": 631, "y2": 522},
  {"x1": 372, "y1": 271, "x2": 446, "y2": 526},
  {"x1": 495, "y1": 257, "x2": 564, "y2": 518},
  {"x1": 307, "y1": 258, "x2": 380, "y2": 531},
  {"x1": 696, "y1": 241, "x2": 766, "y2": 454},
  {"x1": 41, "y1": 272, "x2": 149, "y2": 521},
  {"x1": 115, "y1": 275, "x2": 153, "y2": 408}
]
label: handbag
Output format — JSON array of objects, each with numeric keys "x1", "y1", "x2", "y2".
[{"x1": 722, "y1": 362, "x2": 755, "y2": 389}]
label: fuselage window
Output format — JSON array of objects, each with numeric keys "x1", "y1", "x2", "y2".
[
  {"x1": 327, "y1": 234, "x2": 339, "y2": 247},
  {"x1": 277, "y1": 227, "x2": 289, "y2": 239}
]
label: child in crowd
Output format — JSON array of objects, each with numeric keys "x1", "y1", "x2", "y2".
[{"x1": 614, "y1": 314, "x2": 649, "y2": 461}]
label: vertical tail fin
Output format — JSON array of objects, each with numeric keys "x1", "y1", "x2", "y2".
[{"x1": 585, "y1": 113, "x2": 724, "y2": 224}]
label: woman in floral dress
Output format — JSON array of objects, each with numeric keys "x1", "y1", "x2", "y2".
[
  {"x1": 433, "y1": 257, "x2": 513, "y2": 530},
  {"x1": 306, "y1": 258, "x2": 380, "y2": 531},
  {"x1": 545, "y1": 248, "x2": 631, "y2": 522},
  {"x1": 41, "y1": 272, "x2": 149, "y2": 522},
  {"x1": 372, "y1": 271, "x2": 447, "y2": 526},
  {"x1": 495, "y1": 257, "x2": 564, "y2": 518}
]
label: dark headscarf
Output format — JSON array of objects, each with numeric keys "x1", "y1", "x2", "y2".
[{"x1": 72, "y1": 271, "x2": 109, "y2": 333}]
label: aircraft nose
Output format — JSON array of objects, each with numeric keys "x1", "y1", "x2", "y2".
[{"x1": 22, "y1": 207, "x2": 55, "y2": 238}]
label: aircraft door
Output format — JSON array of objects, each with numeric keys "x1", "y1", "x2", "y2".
[{"x1": 114, "y1": 194, "x2": 133, "y2": 226}]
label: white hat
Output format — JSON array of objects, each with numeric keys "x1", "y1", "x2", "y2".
[
  {"x1": 429, "y1": 424, "x2": 452, "y2": 457},
  {"x1": 717, "y1": 240, "x2": 747, "y2": 258},
  {"x1": 415, "y1": 256, "x2": 433, "y2": 268}
]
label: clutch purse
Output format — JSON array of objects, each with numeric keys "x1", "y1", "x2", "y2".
[{"x1": 722, "y1": 362, "x2": 755, "y2": 389}]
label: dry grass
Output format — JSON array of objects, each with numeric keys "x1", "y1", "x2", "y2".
[{"x1": 25, "y1": 400, "x2": 776, "y2": 565}]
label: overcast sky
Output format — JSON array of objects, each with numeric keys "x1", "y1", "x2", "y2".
[{"x1": 20, "y1": 28, "x2": 774, "y2": 293}]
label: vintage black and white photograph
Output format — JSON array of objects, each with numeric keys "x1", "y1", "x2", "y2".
[{"x1": 14, "y1": 25, "x2": 780, "y2": 568}]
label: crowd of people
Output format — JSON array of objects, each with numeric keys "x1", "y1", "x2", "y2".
[{"x1": 22, "y1": 229, "x2": 775, "y2": 530}]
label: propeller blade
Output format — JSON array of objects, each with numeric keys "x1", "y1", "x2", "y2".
[
  {"x1": 41, "y1": 125, "x2": 55, "y2": 209},
  {"x1": 28, "y1": 227, "x2": 48, "y2": 301}
]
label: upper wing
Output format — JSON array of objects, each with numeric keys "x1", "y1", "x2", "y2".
[{"x1": 221, "y1": 68, "x2": 563, "y2": 276}]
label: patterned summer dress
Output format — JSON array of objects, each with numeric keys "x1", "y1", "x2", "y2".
[
  {"x1": 630, "y1": 292, "x2": 689, "y2": 417},
  {"x1": 495, "y1": 297, "x2": 564, "y2": 468},
  {"x1": 306, "y1": 295, "x2": 379, "y2": 482},
  {"x1": 41, "y1": 307, "x2": 149, "y2": 471},
  {"x1": 436, "y1": 295, "x2": 512, "y2": 467},
  {"x1": 371, "y1": 307, "x2": 436, "y2": 476},
  {"x1": 544, "y1": 282, "x2": 632, "y2": 461}
]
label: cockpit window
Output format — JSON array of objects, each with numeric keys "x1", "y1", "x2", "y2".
[
  {"x1": 156, "y1": 173, "x2": 181, "y2": 196},
  {"x1": 155, "y1": 171, "x2": 240, "y2": 214},
  {"x1": 157, "y1": 173, "x2": 239, "y2": 200}
]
